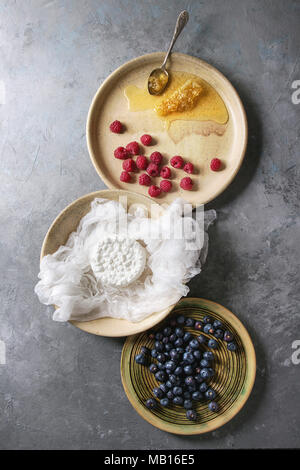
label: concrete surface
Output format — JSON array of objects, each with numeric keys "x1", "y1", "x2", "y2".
[{"x1": 0, "y1": 0, "x2": 299, "y2": 450}]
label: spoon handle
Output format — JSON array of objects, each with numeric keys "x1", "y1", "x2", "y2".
[{"x1": 161, "y1": 10, "x2": 189, "y2": 69}]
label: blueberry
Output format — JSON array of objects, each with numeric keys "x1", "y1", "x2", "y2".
[
  {"x1": 185, "y1": 345, "x2": 192, "y2": 353},
  {"x1": 165, "y1": 380, "x2": 172, "y2": 389},
  {"x1": 185, "y1": 376, "x2": 195, "y2": 387},
  {"x1": 195, "y1": 374, "x2": 204, "y2": 384},
  {"x1": 169, "y1": 333, "x2": 177, "y2": 343},
  {"x1": 160, "y1": 398, "x2": 169, "y2": 407},
  {"x1": 141, "y1": 346, "x2": 150, "y2": 355},
  {"x1": 189, "y1": 339, "x2": 199, "y2": 350},
  {"x1": 200, "y1": 368, "x2": 210, "y2": 379},
  {"x1": 154, "y1": 341, "x2": 164, "y2": 352},
  {"x1": 174, "y1": 366, "x2": 183, "y2": 376},
  {"x1": 183, "y1": 399, "x2": 193, "y2": 409},
  {"x1": 169, "y1": 374, "x2": 180, "y2": 385},
  {"x1": 163, "y1": 327, "x2": 172, "y2": 336},
  {"x1": 194, "y1": 321, "x2": 203, "y2": 331},
  {"x1": 145, "y1": 398, "x2": 157, "y2": 410},
  {"x1": 176, "y1": 347, "x2": 184, "y2": 354},
  {"x1": 183, "y1": 352, "x2": 195, "y2": 364},
  {"x1": 193, "y1": 350, "x2": 202, "y2": 361},
  {"x1": 184, "y1": 365, "x2": 194, "y2": 375},
  {"x1": 183, "y1": 391, "x2": 192, "y2": 399},
  {"x1": 185, "y1": 317, "x2": 195, "y2": 327},
  {"x1": 183, "y1": 332, "x2": 193, "y2": 343},
  {"x1": 167, "y1": 390, "x2": 174, "y2": 400},
  {"x1": 186, "y1": 409, "x2": 197, "y2": 421},
  {"x1": 192, "y1": 391, "x2": 203, "y2": 401},
  {"x1": 175, "y1": 327, "x2": 184, "y2": 338},
  {"x1": 208, "y1": 339, "x2": 218, "y2": 349},
  {"x1": 149, "y1": 363, "x2": 158, "y2": 374},
  {"x1": 203, "y1": 316, "x2": 212, "y2": 324},
  {"x1": 203, "y1": 351, "x2": 214, "y2": 361},
  {"x1": 151, "y1": 349, "x2": 158, "y2": 358},
  {"x1": 203, "y1": 324, "x2": 215, "y2": 335},
  {"x1": 165, "y1": 361, "x2": 176, "y2": 372},
  {"x1": 205, "y1": 388, "x2": 216, "y2": 400},
  {"x1": 187, "y1": 383, "x2": 197, "y2": 392},
  {"x1": 227, "y1": 342, "x2": 237, "y2": 351},
  {"x1": 208, "y1": 401, "x2": 219, "y2": 412},
  {"x1": 170, "y1": 350, "x2": 180, "y2": 361},
  {"x1": 135, "y1": 353, "x2": 146, "y2": 365},
  {"x1": 157, "y1": 362, "x2": 165, "y2": 370},
  {"x1": 207, "y1": 368, "x2": 215, "y2": 377},
  {"x1": 173, "y1": 396, "x2": 183, "y2": 405},
  {"x1": 223, "y1": 330, "x2": 234, "y2": 342},
  {"x1": 213, "y1": 320, "x2": 223, "y2": 329},
  {"x1": 162, "y1": 337, "x2": 169, "y2": 344},
  {"x1": 155, "y1": 371, "x2": 166, "y2": 382},
  {"x1": 197, "y1": 334, "x2": 206, "y2": 344},
  {"x1": 156, "y1": 353, "x2": 165, "y2": 363},
  {"x1": 176, "y1": 315, "x2": 185, "y2": 325},
  {"x1": 200, "y1": 359, "x2": 210, "y2": 368},
  {"x1": 173, "y1": 386, "x2": 183, "y2": 396},
  {"x1": 153, "y1": 387, "x2": 164, "y2": 399},
  {"x1": 174, "y1": 338, "x2": 184, "y2": 348},
  {"x1": 214, "y1": 329, "x2": 224, "y2": 339},
  {"x1": 155, "y1": 332, "x2": 163, "y2": 341},
  {"x1": 199, "y1": 382, "x2": 208, "y2": 393},
  {"x1": 165, "y1": 343, "x2": 173, "y2": 352},
  {"x1": 159, "y1": 383, "x2": 168, "y2": 394}
]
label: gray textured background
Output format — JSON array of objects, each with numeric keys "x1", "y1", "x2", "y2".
[{"x1": 0, "y1": 0, "x2": 299, "y2": 450}]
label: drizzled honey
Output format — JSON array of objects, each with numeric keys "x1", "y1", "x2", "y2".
[{"x1": 124, "y1": 71, "x2": 228, "y2": 127}]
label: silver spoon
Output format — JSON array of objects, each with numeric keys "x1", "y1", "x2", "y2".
[{"x1": 148, "y1": 10, "x2": 189, "y2": 96}]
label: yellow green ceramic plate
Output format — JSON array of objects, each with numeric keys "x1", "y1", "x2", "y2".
[{"x1": 121, "y1": 298, "x2": 256, "y2": 435}]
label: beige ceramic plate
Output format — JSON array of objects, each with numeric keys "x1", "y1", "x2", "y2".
[
  {"x1": 87, "y1": 52, "x2": 247, "y2": 206},
  {"x1": 40, "y1": 189, "x2": 175, "y2": 337},
  {"x1": 121, "y1": 298, "x2": 256, "y2": 435}
]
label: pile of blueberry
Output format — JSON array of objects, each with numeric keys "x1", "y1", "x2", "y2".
[{"x1": 135, "y1": 314, "x2": 237, "y2": 422}]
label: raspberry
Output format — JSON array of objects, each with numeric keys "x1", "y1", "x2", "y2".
[
  {"x1": 136, "y1": 155, "x2": 148, "y2": 170},
  {"x1": 114, "y1": 146, "x2": 129, "y2": 160},
  {"x1": 139, "y1": 173, "x2": 151, "y2": 186},
  {"x1": 140, "y1": 134, "x2": 152, "y2": 146},
  {"x1": 210, "y1": 158, "x2": 222, "y2": 171},
  {"x1": 126, "y1": 141, "x2": 140, "y2": 155},
  {"x1": 122, "y1": 158, "x2": 136, "y2": 172},
  {"x1": 180, "y1": 177, "x2": 193, "y2": 190},
  {"x1": 148, "y1": 185, "x2": 161, "y2": 198},
  {"x1": 146, "y1": 162, "x2": 159, "y2": 177},
  {"x1": 170, "y1": 156, "x2": 184, "y2": 169},
  {"x1": 109, "y1": 120, "x2": 123, "y2": 134},
  {"x1": 120, "y1": 171, "x2": 131, "y2": 183},
  {"x1": 150, "y1": 151, "x2": 162, "y2": 165},
  {"x1": 160, "y1": 180, "x2": 172, "y2": 192},
  {"x1": 183, "y1": 162, "x2": 194, "y2": 174},
  {"x1": 160, "y1": 166, "x2": 171, "y2": 179}
]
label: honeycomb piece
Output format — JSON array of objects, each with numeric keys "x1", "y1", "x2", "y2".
[{"x1": 155, "y1": 79, "x2": 203, "y2": 116}]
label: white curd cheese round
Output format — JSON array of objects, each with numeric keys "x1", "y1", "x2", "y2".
[{"x1": 90, "y1": 236, "x2": 147, "y2": 288}]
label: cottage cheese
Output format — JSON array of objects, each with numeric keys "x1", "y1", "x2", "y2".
[{"x1": 90, "y1": 236, "x2": 147, "y2": 288}]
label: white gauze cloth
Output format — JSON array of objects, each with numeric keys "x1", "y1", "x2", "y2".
[{"x1": 35, "y1": 198, "x2": 216, "y2": 322}]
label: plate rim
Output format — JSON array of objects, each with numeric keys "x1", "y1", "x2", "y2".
[
  {"x1": 40, "y1": 189, "x2": 176, "y2": 337},
  {"x1": 120, "y1": 297, "x2": 256, "y2": 435},
  {"x1": 86, "y1": 51, "x2": 248, "y2": 206}
]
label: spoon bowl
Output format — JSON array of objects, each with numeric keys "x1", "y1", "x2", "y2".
[
  {"x1": 147, "y1": 10, "x2": 189, "y2": 96},
  {"x1": 148, "y1": 67, "x2": 169, "y2": 95}
]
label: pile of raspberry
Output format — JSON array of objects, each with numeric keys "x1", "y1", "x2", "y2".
[{"x1": 110, "y1": 120, "x2": 222, "y2": 198}]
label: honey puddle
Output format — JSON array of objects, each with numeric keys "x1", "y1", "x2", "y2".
[{"x1": 124, "y1": 71, "x2": 229, "y2": 130}]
